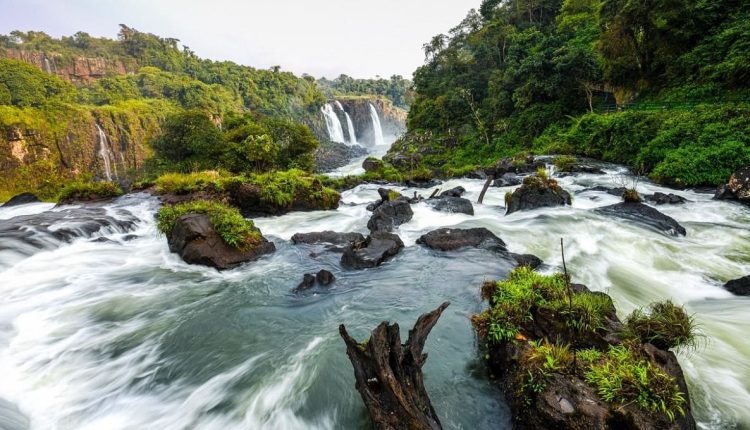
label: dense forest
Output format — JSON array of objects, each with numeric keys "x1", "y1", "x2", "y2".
[
  {"x1": 317, "y1": 74, "x2": 413, "y2": 109},
  {"x1": 387, "y1": 0, "x2": 750, "y2": 187},
  {"x1": 0, "y1": 26, "x2": 406, "y2": 200}
]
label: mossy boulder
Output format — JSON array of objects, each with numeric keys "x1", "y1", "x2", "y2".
[
  {"x1": 715, "y1": 165, "x2": 750, "y2": 205},
  {"x1": 362, "y1": 157, "x2": 385, "y2": 172},
  {"x1": 505, "y1": 173, "x2": 572, "y2": 214},
  {"x1": 2, "y1": 192, "x2": 40, "y2": 207},
  {"x1": 57, "y1": 181, "x2": 123, "y2": 205}
]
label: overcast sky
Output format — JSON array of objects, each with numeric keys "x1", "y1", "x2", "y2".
[{"x1": 0, "y1": 0, "x2": 480, "y2": 79}]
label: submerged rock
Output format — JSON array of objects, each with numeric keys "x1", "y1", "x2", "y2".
[
  {"x1": 724, "y1": 275, "x2": 750, "y2": 296},
  {"x1": 426, "y1": 196, "x2": 474, "y2": 215},
  {"x1": 2, "y1": 192, "x2": 40, "y2": 207},
  {"x1": 506, "y1": 175, "x2": 572, "y2": 214},
  {"x1": 367, "y1": 197, "x2": 414, "y2": 232},
  {"x1": 341, "y1": 232, "x2": 404, "y2": 269},
  {"x1": 167, "y1": 213, "x2": 275, "y2": 270},
  {"x1": 291, "y1": 231, "x2": 365, "y2": 247},
  {"x1": 294, "y1": 269, "x2": 336, "y2": 293},
  {"x1": 416, "y1": 227, "x2": 506, "y2": 252},
  {"x1": 579, "y1": 186, "x2": 627, "y2": 197},
  {"x1": 715, "y1": 165, "x2": 750, "y2": 205},
  {"x1": 645, "y1": 192, "x2": 687, "y2": 205},
  {"x1": 595, "y1": 202, "x2": 687, "y2": 236},
  {"x1": 492, "y1": 173, "x2": 522, "y2": 187},
  {"x1": 440, "y1": 186, "x2": 466, "y2": 198}
]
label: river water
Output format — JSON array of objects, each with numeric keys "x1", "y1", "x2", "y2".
[{"x1": 0, "y1": 157, "x2": 748, "y2": 429}]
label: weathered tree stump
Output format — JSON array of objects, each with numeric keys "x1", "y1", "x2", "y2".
[{"x1": 339, "y1": 302, "x2": 450, "y2": 430}]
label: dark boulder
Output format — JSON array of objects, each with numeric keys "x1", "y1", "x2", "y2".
[
  {"x1": 315, "y1": 141, "x2": 368, "y2": 172},
  {"x1": 510, "y1": 253, "x2": 543, "y2": 269},
  {"x1": 579, "y1": 186, "x2": 627, "y2": 197},
  {"x1": 426, "y1": 196, "x2": 474, "y2": 215},
  {"x1": 404, "y1": 179, "x2": 442, "y2": 189},
  {"x1": 291, "y1": 231, "x2": 365, "y2": 246},
  {"x1": 506, "y1": 176, "x2": 572, "y2": 215},
  {"x1": 294, "y1": 269, "x2": 336, "y2": 293},
  {"x1": 645, "y1": 192, "x2": 687, "y2": 205},
  {"x1": 362, "y1": 157, "x2": 385, "y2": 172},
  {"x1": 367, "y1": 197, "x2": 414, "y2": 232},
  {"x1": 417, "y1": 228, "x2": 506, "y2": 252},
  {"x1": 296, "y1": 274, "x2": 316, "y2": 291},
  {"x1": 492, "y1": 173, "x2": 522, "y2": 187},
  {"x1": 2, "y1": 192, "x2": 40, "y2": 207},
  {"x1": 594, "y1": 202, "x2": 687, "y2": 236},
  {"x1": 167, "y1": 213, "x2": 275, "y2": 270},
  {"x1": 724, "y1": 275, "x2": 750, "y2": 296},
  {"x1": 570, "y1": 164, "x2": 606, "y2": 174},
  {"x1": 341, "y1": 232, "x2": 404, "y2": 269},
  {"x1": 466, "y1": 170, "x2": 487, "y2": 180},
  {"x1": 714, "y1": 166, "x2": 750, "y2": 205},
  {"x1": 440, "y1": 186, "x2": 466, "y2": 198},
  {"x1": 316, "y1": 269, "x2": 336, "y2": 286}
]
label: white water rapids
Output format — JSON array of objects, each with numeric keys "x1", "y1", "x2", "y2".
[{"x1": 0, "y1": 161, "x2": 748, "y2": 429}]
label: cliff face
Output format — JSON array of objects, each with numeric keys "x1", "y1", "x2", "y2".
[
  {"x1": 1, "y1": 49, "x2": 133, "y2": 84},
  {"x1": 0, "y1": 102, "x2": 167, "y2": 198},
  {"x1": 336, "y1": 97, "x2": 407, "y2": 145}
]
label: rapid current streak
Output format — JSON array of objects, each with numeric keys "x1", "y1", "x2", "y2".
[{"x1": 0, "y1": 160, "x2": 748, "y2": 429}]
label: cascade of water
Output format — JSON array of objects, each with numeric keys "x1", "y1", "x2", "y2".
[
  {"x1": 333, "y1": 101, "x2": 358, "y2": 146},
  {"x1": 43, "y1": 57, "x2": 52, "y2": 74},
  {"x1": 95, "y1": 123, "x2": 115, "y2": 181},
  {"x1": 368, "y1": 103, "x2": 385, "y2": 146},
  {"x1": 321, "y1": 104, "x2": 345, "y2": 143}
]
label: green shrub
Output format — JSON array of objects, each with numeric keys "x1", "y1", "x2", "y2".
[
  {"x1": 156, "y1": 200, "x2": 260, "y2": 250},
  {"x1": 624, "y1": 301, "x2": 698, "y2": 351},
  {"x1": 248, "y1": 169, "x2": 340, "y2": 208},
  {"x1": 622, "y1": 188, "x2": 641, "y2": 203},
  {"x1": 553, "y1": 155, "x2": 577, "y2": 172},
  {"x1": 518, "y1": 340, "x2": 574, "y2": 401},
  {"x1": 547, "y1": 292, "x2": 615, "y2": 336},
  {"x1": 58, "y1": 181, "x2": 123, "y2": 202},
  {"x1": 154, "y1": 171, "x2": 226, "y2": 194},
  {"x1": 585, "y1": 344, "x2": 686, "y2": 421}
]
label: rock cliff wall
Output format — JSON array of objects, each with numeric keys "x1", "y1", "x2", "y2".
[{"x1": 1, "y1": 48, "x2": 134, "y2": 84}]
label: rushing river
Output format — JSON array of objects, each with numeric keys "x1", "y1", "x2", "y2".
[{"x1": 0, "y1": 156, "x2": 749, "y2": 430}]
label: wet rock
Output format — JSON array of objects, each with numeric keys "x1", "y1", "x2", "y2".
[
  {"x1": 570, "y1": 164, "x2": 606, "y2": 174},
  {"x1": 579, "y1": 186, "x2": 627, "y2": 197},
  {"x1": 724, "y1": 275, "x2": 750, "y2": 296},
  {"x1": 714, "y1": 165, "x2": 750, "y2": 205},
  {"x1": 404, "y1": 179, "x2": 442, "y2": 189},
  {"x1": 296, "y1": 274, "x2": 316, "y2": 291},
  {"x1": 362, "y1": 157, "x2": 384, "y2": 172},
  {"x1": 440, "y1": 186, "x2": 466, "y2": 198},
  {"x1": 341, "y1": 232, "x2": 404, "y2": 269},
  {"x1": 492, "y1": 173, "x2": 522, "y2": 187},
  {"x1": 2, "y1": 192, "x2": 40, "y2": 207},
  {"x1": 291, "y1": 231, "x2": 365, "y2": 246},
  {"x1": 466, "y1": 170, "x2": 488, "y2": 180},
  {"x1": 315, "y1": 141, "x2": 368, "y2": 172},
  {"x1": 510, "y1": 253, "x2": 543, "y2": 269},
  {"x1": 167, "y1": 213, "x2": 275, "y2": 270},
  {"x1": 506, "y1": 176, "x2": 572, "y2": 214},
  {"x1": 416, "y1": 227, "x2": 506, "y2": 252},
  {"x1": 316, "y1": 269, "x2": 336, "y2": 286},
  {"x1": 426, "y1": 196, "x2": 474, "y2": 215},
  {"x1": 367, "y1": 197, "x2": 414, "y2": 232},
  {"x1": 227, "y1": 182, "x2": 340, "y2": 217},
  {"x1": 594, "y1": 202, "x2": 686, "y2": 236},
  {"x1": 645, "y1": 192, "x2": 687, "y2": 205},
  {"x1": 487, "y1": 156, "x2": 545, "y2": 176},
  {"x1": 0, "y1": 207, "x2": 137, "y2": 258}
]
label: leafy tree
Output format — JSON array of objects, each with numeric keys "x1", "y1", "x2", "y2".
[{"x1": 151, "y1": 110, "x2": 227, "y2": 171}]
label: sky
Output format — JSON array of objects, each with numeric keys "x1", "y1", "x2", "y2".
[{"x1": 0, "y1": 0, "x2": 481, "y2": 79}]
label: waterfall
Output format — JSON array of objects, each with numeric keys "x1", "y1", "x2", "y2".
[
  {"x1": 43, "y1": 57, "x2": 52, "y2": 74},
  {"x1": 321, "y1": 104, "x2": 345, "y2": 143},
  {"x1": 95, "y1": 123, "x2": 115, "y2": 181},
  {"x1": 368, "y1": 103, "x2": 385, "y2": 146},
  {"x1": 334, "y1": 101, "x2": 358, "y2": 146}
]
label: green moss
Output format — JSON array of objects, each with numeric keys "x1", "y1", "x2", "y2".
[
  {"x1": 585, "y1": 344, "x2": 686, "y2": 421},
  {"x1": 248, "y1": 169, "x2": 340, "y2": 209},
  {"x1": 553, "y1": 155, "x2": 577, "y2": 172},
  {"x1": 58, "y1": 181, "x2": 123, "y2": 203},
  {"x1": 624, "y1": 301, "x2": 698, "y2": 351},
  {"x1": 156, "y1": 200, "x2": 261, "y2": 250}
]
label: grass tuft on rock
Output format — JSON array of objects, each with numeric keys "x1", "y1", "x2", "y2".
[
  {"x1": 248, "y1": 169, "x2": 340, "y2": 208},
  {"x1": 154, "y1": 171, "x2": 226, "y2": 194},
  {"x1": 157, "y1": 200, "x2": 261, "y2": 250},
  {"x1": 58, "y1": 181, "x2": 123, "y2": 203},
  {"x1": 624, "y1": 301, "x2": 698, "y2": 351},
  {"x1": 553, "y1": 155, "x2": 577, "y2": 172},
  {"x1": 622, "y1": 188, "x2": 642, "y2": 203}
]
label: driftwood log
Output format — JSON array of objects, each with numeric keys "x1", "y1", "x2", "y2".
[
  {"x1": 477, "y1": 175, "x2": 494, "y2": 204},
  {"x1": 339, "y1": 302, "x2": 450, "y2": 430}
]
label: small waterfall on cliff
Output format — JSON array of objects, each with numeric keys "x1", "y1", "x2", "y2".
[
  {"x1": 43, "y1": 57, "x2": 52, "y2": 74},
  {"x1": 368, "y1": 103, "x2": 385, "y2": 146},
  {"x1": 95, "y1": 123, "x2": 116, "y2": 181},
  {"x1": 334, "y1": 101, "x2": 358, "y2": 146},
  {"x1": 321, "y1": 104, "x2": 345, "y2": 144}
]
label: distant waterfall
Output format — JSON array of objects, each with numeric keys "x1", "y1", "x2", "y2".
[
  {"x1": 95, "y1": 123, "x2": 116, "y2": 181},
  {"x1": 321, "y1": 103, "x2": 345, "y2": 143},
  {"x1": 43, "y1": 58, "x2": 52, "y2": 74},
  {"x1": 369, "y1": 103, "x2": 385, "y2": 146},
  {"x1": 334, "y1": 101, "x2": 358, "y2": 146}
]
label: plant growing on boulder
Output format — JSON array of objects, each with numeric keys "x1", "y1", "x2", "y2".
[
  {"x1": 623, "y1": 188, "x2": 642, "y2": 202},
  {"x1": 553, "y1": 155, "x2": 577, "y2": 172},
  {"x1": 157, "y1": 200, "x2": 260, "y2": 250},
  {"x1": 624, "y1": 301, "x2": 698, "y2": 351},
  {"x1": 58, "y1": 181, "x2": 123, "y2": 203},
  {"x1": 248, "y1": 169, "x2": 340, "y2": 208},
  {"x1": 154, "y1": 171, "x2": 226, "y2": 194}
]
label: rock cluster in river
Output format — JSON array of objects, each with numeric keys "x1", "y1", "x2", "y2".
[
  {"x1": 295, "y1": 269, "x2": 336, "y2": 293},
  {"x1": 425, "y1": 186, "x2": 474, "y2": 215},
  {"x1": 167, "y1": 213, "x2": 275, "y2": 270},
  {"x1": 715, "y1": 165, "x2": 750, "y2": 205},
  {"x1": 341, "y1": 232, "x2": 404, "y2": 269},
  {"x1": 505, "y1": 174, "x2": 572, "y2": 214},
  {"x1": 366, "y1": 189, "x2": 414, "y2": 233},
  {"x1": 595, "y1": 201, "x2": 687, "y2": 236}
]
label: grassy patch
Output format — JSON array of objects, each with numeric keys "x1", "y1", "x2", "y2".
[
  {"x1": 248, "y1": 169, "x2": 340, "y2": 208},
  {"x1": 553, "y1": 155, "x2": 577, "y2": 172},
  {"x1": 585, "y1": 344, "x2": 686, "y2": 421},
  {"x1": 624, "y1": 301, "x2": 698, "y2": 351},
  {"x1": 154, "y1": 171, "x2": 226, "y2": 194},
  {"x1": 156, "y1": 200, "x2": 261, "y2": 250},
  {"x1": 58, "y1": 181, "x2": 123, "y2": 203},
  {"x1": 622, "y1": 188, "x2": 642, "y2": 203}
]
